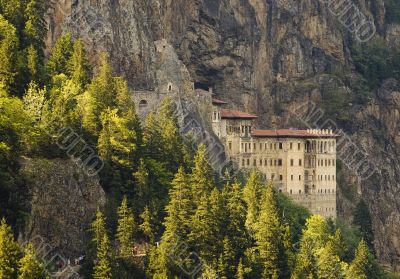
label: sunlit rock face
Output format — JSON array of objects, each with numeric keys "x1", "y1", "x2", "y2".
[{"x1": 46, "y1": 0, "x2": 400, "y2": 270}]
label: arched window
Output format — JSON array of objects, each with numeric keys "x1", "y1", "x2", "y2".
[{"x1": 139, "y1": 100, "x2": 148, "y2": 108}]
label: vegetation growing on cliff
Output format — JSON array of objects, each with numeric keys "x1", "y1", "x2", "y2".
[{"x1": 0, "y1": 1, "x2": 399, "y2": 278}]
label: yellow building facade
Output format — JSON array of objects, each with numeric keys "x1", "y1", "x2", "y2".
[{"x1": 211, "y1": 99, "x2": 338, "y2": 218}]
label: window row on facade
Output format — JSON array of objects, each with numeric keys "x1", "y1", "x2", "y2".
[
  {"x1": 305, "y1": 140, "x2": 336, "y2": 153},
  {"x1": 306, "y1": 158, "x2": 336, "y2": 168},
  {"x1": 289, "y1": 189, "x2": 336, "y2": 194}
]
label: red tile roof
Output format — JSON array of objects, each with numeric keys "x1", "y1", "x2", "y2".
[
  {"x1": 221, "y1": 109, "x2": 258, "y2": 119},
  {"x1": 212, "y1": 98, "x2": 228, "y2": 105},
  {"x1": 251, "y1": 129, "x2": 339, "y2": 138}
]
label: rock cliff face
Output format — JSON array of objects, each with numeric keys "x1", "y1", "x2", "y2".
[
  {"x1": 45, "y1": 0, "x2": 400, "y2": 270},
  {"x1": 20, "y1": 158, "x2": 106, "y2": 259}
]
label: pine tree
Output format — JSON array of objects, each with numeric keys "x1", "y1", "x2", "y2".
[
  {"x1": 254, "y1": 182, "x2": 287, "y2": 279},
  {"x1": 47, "y1": 33, "x2": 74, "y2": 77},
  {"x1": 81, "y1": 53, "x2": 115, "y2": 135},
  {"x1": 292, "y1": 215, "x2": 332, "y2": 279},
  {"x1": 190, "y1": 145, "x2": 215, "y2": 204},
  {"x1": 236, "y1": 258, "x2": 245, "y2": 279},
  {"x1": 67, "y1": 39, "x2": 91, "y2": 88},
  {"x1": 116, "y1": 196, "x2": 137, "y2": 258},
  {"x1": 0, "y1": 0, "x2": 24, "y2": 30},
  {"x1": 243, "y1": 170, "x2": 264, "y2": 234},
  {"x1": 93, "y1": 234, "x2": 112, "y2": 279},
  {"x1": 22, "y1": 81, "x2": 45, "y2": 122},
  {"x1": 140, "y1": 206, "x2": 156, "y2": 244},
  {"x1": 347, "y1": 239, "x2": 381, "y2": 279},
  {"x1": 0, "y1": 15, "x2": 19, "y2": 94},
  {"x1": 26, "y1": 44, "x2": 39, "y2": 82},
  {"x1": 133, "y1": 159, "x2": 150, "y2": 210},
  {"x1": 224, "y1": 181, "x2": 249, "y2": 268},
  {"x1": 163, "y1": 167, "x2": 193, "y2": 241},
  {"x1": 91, "y1": 210, "x2": 107, "y2": 249},
  {"x1": 189, "y1": 188, "x2": 222, "y2": 263},
  {"x1": 353, "y1": 200, "x2": 374, "y2": 252},
  {"x1": 18, "y1": 243, "x2": 48, "y2": 279},
  {"x1": 316, "y1": 241, "x2": 347, "y2": 279},
  {"x1": 0, "y1": 218, "x2": 21, "y2": 279},
  {"x1": 98, "y1": 108, "x2": 139, "y2": 169},
  {"x1": 23, "y1": 0, "x2": 46, "y2": 57},
  {"x1": 217, "y1": 237, "x2": 236, "y2": 278}
]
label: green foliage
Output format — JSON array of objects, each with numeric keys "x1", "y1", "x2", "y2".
[
  {"x1": 255, "y1": 182, "x2": 288, "y2": 279},
  {"x1": 350, "y1": 37, "x2": 400, "y2": 90},
  {"x1": 320, "y1": 83, "x2": 350, "y2": 120},
  {"x1": 353, "y1": 200, "x2": 375, "y2": 253},
  {"x1": 384, "y1": 0, "x2": 400, "y2": 23},
  {"x1": 243, "y1": 170, "x2": 264, "y2": 234},
  {"x1": 277, "y1": 193, "x2": 310, "y2": 244},
  {"x1": 190, "y1": 144, "x2": 215, "y2": 204},
  {"x1": 22, "y1": 81, "x2": 45, "y2": 122},
  {"x1": 116, "y1": 196, "x2": 137, "y2": 258},
  {"x1": 163, "y1": 167, "x2": 192, "y2": 240},
  {"x1": 18, "y1": 243, "x2": 48, "y2": 279},
  {"x1": 0, "y1": 15, "x2": 19, "y2": 93},
  {"x1": 22, "y1": 0, "x2": 46, "y2": 57},
  {"x1": 139, "y1": 206, "x2": 157, "y2": 244},
  {"x1": 347, "y1": 239, "x2": 382, "y2": 279},
  {"x1": 46, "y1": 33, "x2": 74, "y2": 77},
  {"x1": 67, "y1": 39, "x2": 91, "y2": 88},
  {"x1": 0, "y1": 219, "x2": 21, "y2": 279},
  {"x1": 0, "y1": 0, "x2": 25, "y2": 30},
  {"x1": 93, "y1": 234, "x2": 112, "y2": 279},
  {"x1": 91, "y1": 210, "x2": 107, "y2": 249}
]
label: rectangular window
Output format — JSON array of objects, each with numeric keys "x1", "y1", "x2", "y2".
[
  {"x1": 260, "y1": 143, "x2": 262, "y2": 150},
  {"x1": 278, "y1": 159, "x2": 282, "y2": 166},
  {"x1": 265, "y1": 159, "x2": 268, "y2": 166},
  {"x1": 247, "y1": 159, "x2": 250, "y2": 166},
  {"x1": 270, "y1": 143, "x2": 273, "y2": 149},
  {"x1": 279, "y1": 143, "x2": 283, "y2": 149},
  {"x1": 270, "y1": 159, "x2": 273, "y2": 166},
  {"x1": 291, "y1": 175, "x2": 294, "y2": 181},
  {"x1": 280, "y1": 175, "x2": 283, "y2": 181},
  {"x1": 290, "y1": 142, "x2": 293, "y2": 150},
  {"x1": 274, "y1": 143, "x2": 277, "y2": 150},
  {"x1": 242, "y1": 159, "x2": 245, "y2": 167},
  {"x1": 299, "y1": 175, "x2": 301, "y2": 181},
  {"x1": 298, "y1": 143, "x2": 301, "y2": 150},
  {"x1": 299, "y1": 159, "x2": 302, "y2": 166},
  {"x1": 274, "y1": 160, "x2": 277, "y2": 166},
  {"x1": 265, "y1": 143, "x2": 267, "y2": 150},
  {"x1": 290, "y1": 159, "x2": 294, "y2": 166},
  {"x1": 229, "y1": 142, "x2": 232, "y2": 150},
  {"x1": 260, "y1": 159, "x2": 262, "y2": 166},
  {"x1": 254, "y1": 143, "x2": 256, "y2": 151}
]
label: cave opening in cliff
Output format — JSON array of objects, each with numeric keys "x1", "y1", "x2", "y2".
[{"x1": 194, "y1": 82, "x2": 212, "y2": 91}]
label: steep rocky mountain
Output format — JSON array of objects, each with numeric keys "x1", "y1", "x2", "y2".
[{"x1": 45, "y1": 0, "x2": 400, "y2": 270}]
